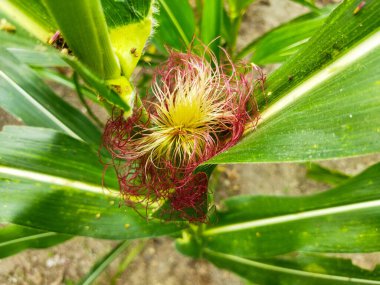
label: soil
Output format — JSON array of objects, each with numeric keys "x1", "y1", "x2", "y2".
[{"x1": 1, "y1": 1, "x2": 379, "y2": 284}]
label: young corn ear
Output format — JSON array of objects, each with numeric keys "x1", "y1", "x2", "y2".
[{"x1": 102, "y1": 48, "x2": 264, "y2": 222}]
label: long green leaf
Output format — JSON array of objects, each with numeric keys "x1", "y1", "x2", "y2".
[
  {"x1": 1, "y1": 0, "x2": 150, "y2": 112},
  {"x1": 154, "y1": 0, "x2": 195, "y2": 51},
  {"x1": 0, "y1": 126, "x2": 184, "y2": 239},
  {"x1": 0, "y1": 31, "x2": 131, "y2": 118},
  {"x1": 78, "y1": 241, "x2": 130, "y2": 285},
  {"x1": 0, "y1": 224, "x2": 71, "y2": 259},
  {"x1": 204, "y1": 250, "x2": 380, "y2": 285},
  {"x1": 0, "y1": 11, "x2": 66, "y2": 67},
  {"x1": 259, "y1": 0, "x2": 379, "y2": 107},
  {"x1": 207, "y1": 0, "x2": 380, "y2": 164},
  {"x1": 0, "y1": 0, "x2": 54, "y2": 41},
  {"x1": 64, "y1": 57, "x2": 132, "y2": 114},
  {"x1": 237, "y1": 7, "x2": 333, "y2": 63},
  {"x1": 291, "y1": 0, "x2": 321, "y2": 13},
  {"x1": 6, "y1": 47, "x2": 67, "y2": 67},
  {"x1": 177, "y1": 162, "x2": 380, "y2": 258},
  {"x1": 102, "y1": 0, "x2": 154, "y2": 78},
  {"x1": 35, "y1": 69, "x2": 98, "y2": 103},
  {"x1": 306, "y1": 163, "x2": 351, "y2": 186},
  {"x1": 201, "y1": 0, "x2": 222, "y2": 58},
  {"x1": 227, "y1": 0, "x2": 256, "y2": 19},
  {"x1": 0, "y1": 48, "x2": 101, "y2": 144}
]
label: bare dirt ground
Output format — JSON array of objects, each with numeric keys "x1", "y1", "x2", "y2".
[{"x1": 1, "y1": 1, "x2": 379, "y2": 284}]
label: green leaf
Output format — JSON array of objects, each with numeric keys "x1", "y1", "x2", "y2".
[
  {"x1": 0, "y1": 224, "x2": 71, "y2": 259},
  {"x1": 227, "y1": 0, "x2": 256, "y2": 19},
  {"x1": 6, "y1": 47, "x2": 67, "y2": 67},
  {"x1": 2, "y1": 0, "x2": 154, "y2": 78},
  {"x1": 35, "y1": 68, "x2": 98, "y2": 103},
  {"x1": 207, "y1": 0, "x2": 380, "y2": 164},
  {"x1": 0, "y1": 0, "x2": 55, "y2": 41},
  {"x1": 1, "y1": 0, "x2": 151, "y2": 112},
  {"x1": 78, "y1": 241, "x2": 130, "y2": 285},
  {"x1": 0, "y1": 126, "x2": 116, "y2": 187},
  {"x1": 110, "y1": 240, "x2": 146, "y2": 284},
  {"x1": 291, "y1": 0, "x2": 321, "y2": 13},
  {"x1": 204, "y1": 250, "x2": 380, "y2": 285},
  {"x1": 64, "y1": 57, "x2": 132, "y2": 114},
  {"x1": 306, "y1": 163, "x2": 351, "y2": 186},
  {"x1": 0, "y1": 30, "x2": 39, "y2": 49},
  {"x1": 178, "y1": 162, "x2": 380, "y2": 258},
  {"x1": 200, "y1": 0, "x2": 222, "y2": 58},
  {"x1": 0, "y1": 48, "x2": 101, "y2": 145},
  {"x1": 237, "y1": 7, "x2": 333, "y2": 63},
  {"x1": 154, "y1": 0, "x2": 195, "y2": 51},
  {"x1": 0, "y1": 126, "x2": 184, "y2": 239},
  {"x1": 0, "y1": 11, "x2": 65, "y2": 67},
  {"x1": 102, "y1": 0, "x2": 154, "y2": 78}
]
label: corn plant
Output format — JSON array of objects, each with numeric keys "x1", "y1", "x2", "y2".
[{"x1": 0, "y1": 0, "x2": 379, "y2": 284}]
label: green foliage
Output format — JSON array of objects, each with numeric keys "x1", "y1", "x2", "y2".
[
  {"x1": 178, "y1": 162, "x2": 380, "y2": 258},
  {"x1": 78, "y1": 241, "x2": 130, "y2": 285},
  {"x1": 0, "y1": 0, "x2": 379, "y2": 284},
  {"x1": 0, "y1": 225, "x2": 71, "y2": 259},
  {"x1": 306, "y1": 163, "x2": 351, "y2": 186},
  {"x1": 200, "y1": 0, "x2": 222, "y2": 58},
  {"x1": 0, "y1": 48, "x2": 101, "y2": 144},
  {"x1": 208, "y1": 0, "x2": 380, "y2": 164},
  {"x1": 205, "y1": 251, "x2": 380, "y2": 284},
  {"x1": 237, "y1": 7, "x2": 333, "y2": 63},
  {"x1": 0, "y1": 126, "x2": 184, "y2": 239},
  {"x1": 154, "y1": 0, "x2": 195, "y2": 51}
]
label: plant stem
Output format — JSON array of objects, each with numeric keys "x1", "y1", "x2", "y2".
[
  {"x1": 110, "y1": 240, "x2": 147, "y2": 285},
  {"x1": 73, "y1": 72, "x2": 104, "y2": 128},
  {"x1": 135, "y1": 95, "x2": 149, "y2": 124},
  {"x1": 42, "y1": 0, "x2": 120, "y2": 80}
]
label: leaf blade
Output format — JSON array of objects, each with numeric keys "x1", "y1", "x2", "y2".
[
  {"x1": 78, "y1": 241, "x2": 130, "y2": 285},
  {"x1": 237, "y1": 7, "x2": 333, "y2": 63},
  {"x1": 178, "y1": 162, "x2": 380, "y2": 258},
  {"x1": 0, "y1": 224, "x2": 71, "y2": 259},
  {"x1": 201, "y1": 0, "x2": 222, "y2": 57},
  {"x1": 0, "y1": 48, "x2": 102, "y2": 144},
  {"x1": 0, "y1": 126, "x2": 184, "y2": 239},
  {"x1": 153, "y1": 0, "x2": 195, "y2": 51},
  {"x1": 204, "y1": 250, "x2": 380, "y2": 285},
  {"x1": 208, "y1": 31, "x2": 380, "y2": 164},
  {"x1": 208, "y1": 0, "x2": 380, "y2": 164}
]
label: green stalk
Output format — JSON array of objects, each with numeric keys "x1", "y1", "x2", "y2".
[
  {"x1": 72, "y1": 72, "x2": 104, "y2": 128},
  {"x1": 229, "y1": 15, "x2": 243, "y2": 56},
  {"x1": 110, "y1": 240, "x2": 147, "y2": 285},
  {"x1": 42, "y1": 0, "x2": 120, "y2": 80},
  {"x1": 78, "y1": 241, "x2": 130, "y2": 285}
]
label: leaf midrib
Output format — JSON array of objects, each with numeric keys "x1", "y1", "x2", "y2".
[
  {"x1": 204, "y1": 249, "x2": 380, "y2": 284},
  {"x1": 158, "y1": 0, "x2": 190, "y2": 46},
  {"x1": 0, "y1": 166, "x2": 119, "y2": 197},
  {"x1": 244, "y1": 30, "x2": 380, "y2": 133},
  {"x1": 0, "y1": 232, "x2": 57, "y2": 248},
  {"x1": 0, "y1": 70, "x2": 81, "y2": 140},
  {"x1": 203, "y1": 199, "x2": 380, "y2": 236}
]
